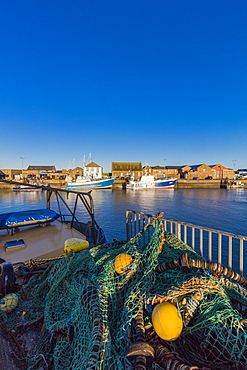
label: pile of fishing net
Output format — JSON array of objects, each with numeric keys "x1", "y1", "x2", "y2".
[{"x1": 1, "y1": 215, "x2": 247, "y2": 370}]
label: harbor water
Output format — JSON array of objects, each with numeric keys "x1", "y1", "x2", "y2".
[{"x1": 0, "y1": 187, "x2": 246, "y2": 242}]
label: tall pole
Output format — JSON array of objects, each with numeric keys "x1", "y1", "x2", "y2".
[
  {"x1": 232, "y1": 160, "x2": 236, "y2": 178},
  {"x1": 20, "y1": 157, "x2": 25, "y2": 179}
]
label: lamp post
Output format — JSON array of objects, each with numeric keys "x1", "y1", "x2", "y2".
[
  {"x1": 232, "y1": 160, "x2": 237, "y2": 179},
  {"x1": 20, "y1": 157, "x2": 25, "y2": 179}
]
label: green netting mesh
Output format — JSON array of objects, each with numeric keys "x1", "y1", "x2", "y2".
[{"x1": 1, "y1": 217, "x2": 247, "y2": 370}]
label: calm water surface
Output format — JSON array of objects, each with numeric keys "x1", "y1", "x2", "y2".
[{"x1": 0, "y1": 187, "x2": 246, "y2": 242}]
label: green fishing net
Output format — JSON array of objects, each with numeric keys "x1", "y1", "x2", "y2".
[{"x1": 1, "y1": 217, "x2": 247, "y2": 370}]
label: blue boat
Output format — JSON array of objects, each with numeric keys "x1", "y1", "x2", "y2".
[
  {"x1": 65, "y1": 177, "x2": 114, "y2": 189},
  {"x1": 126, "y1": 175, "x2": 177, "y2": 189}
]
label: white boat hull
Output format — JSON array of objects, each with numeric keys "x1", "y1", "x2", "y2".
[
  {"x1": 126, "y1": 176, "x2": 177, "y2": 190},
  {"x1": 13, "y1": 186, "x2": 43, "y2": 192}
]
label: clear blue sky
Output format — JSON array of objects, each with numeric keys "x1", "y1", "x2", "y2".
[{"x1": 1, "y1": 0, "x2": 246, "y2": 172}]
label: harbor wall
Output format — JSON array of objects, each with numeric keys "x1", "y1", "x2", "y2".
[
  {"x1": 176, "y1": 179, "x2": 247, "y2": 188},
  {"x1": 175, "y1": 179, "x2": 221, "y2": 188},
  {"x1": 1, "y1": 179, "x2": 247, "y2": 190}
]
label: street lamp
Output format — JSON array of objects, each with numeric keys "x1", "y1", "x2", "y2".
[
  {"x1": 232, "y1": 160, "x2": 237, "y2": 179},
  {"x1": 20, "y1": 157, "x2": 25, "y2": 179}
]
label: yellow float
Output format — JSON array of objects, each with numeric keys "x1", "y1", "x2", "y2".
[
  {"x1": 152, "y1": 301, "x2": 183, "y2": 341},
  {"x1": 0, "y1": 293, "x2": 19, "y2": 313},
  {"x1": 64, "y1": 238, "x2": 89, "y2": 254},
  {"x1": 114, "y1": 254, "x2": 133, "y2": 274}
]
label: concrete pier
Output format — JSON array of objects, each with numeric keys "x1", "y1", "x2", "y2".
[
  {"x1": 176, "y1": 179, "x2": 247, "y2": 188},
  {"x1": 1, "y1": 179, "x2": 246, "y2": 190}
]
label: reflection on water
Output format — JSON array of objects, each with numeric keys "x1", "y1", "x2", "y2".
[
  {"x1": 0, "y1": 188, "x2": 246, "y2": 242},
  {"x1": 0, "y1": 190, "x2": 47, "y2": 210},
  {"x1": 89, "y1": 188, "x2": 247, "y2": 241}
]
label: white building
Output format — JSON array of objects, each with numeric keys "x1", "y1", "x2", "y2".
[{"x1": 83, "y1": 162, "x2": 102, "y2": 179}]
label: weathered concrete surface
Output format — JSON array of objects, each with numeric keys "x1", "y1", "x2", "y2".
[
  {"x1": 176, "y1": 179, "x2": 247, "y2": 188},
  {"x1": 112, "y1": 179, "x2": 126, "y2": 189},
  {"x1": 175, "y1": 179, "x2": 221, "y2": 188}
]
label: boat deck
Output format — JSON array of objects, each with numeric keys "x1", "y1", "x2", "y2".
[{"x1": 0, "y1": 220, "x2": 86, "y2": 264}]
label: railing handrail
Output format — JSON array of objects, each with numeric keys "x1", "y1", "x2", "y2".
[
  {"x1": 160, "y1": 216, "x2": 247, "y2": 241},
  {"x1": 126, "y1": 210, "x2": 247, "y2": 276},
  {"x1": 126, "y1": 210, "x2": 247, "y2": 241}
]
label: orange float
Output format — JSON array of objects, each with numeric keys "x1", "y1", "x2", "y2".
[{"x1": 114, "y1": 254, "x2": 133, "y2": 274}]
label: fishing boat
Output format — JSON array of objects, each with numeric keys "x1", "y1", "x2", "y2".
[
  {"x1": 0, "y1": 179, "x2": 107, "y2": 265},
  {"x1": 13, "y1": 181, "x2": 49, "y2": 192},
  {"x1": 220, "y1": 180, "x2": 244, "y2": 189},
  {"x1": 126, "y1": 175, "x2": 177, "y2": 189},
  {"x1": 13, "y1": 185, "x2": 43, "y2": 192},
  {"x1": 65, "y1": 176, "x2": 114, "y2": 189}
]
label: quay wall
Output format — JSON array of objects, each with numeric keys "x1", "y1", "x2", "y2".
[
  {"x1": 1, "y1": 179, "x2": 247, "y2": 190},
  {"x1": 112, "y1": 179, "x2": 126, "y2": 189},
  {"x1": 175, "y1": 179, "x2": 220, "y2": 188},
  {"x1": 176, "y1": 179, "x2": 247, "y2": 188}
]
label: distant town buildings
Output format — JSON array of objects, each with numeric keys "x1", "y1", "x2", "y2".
[
  {"x1": 182, "y1": 164, "x2": 234, "y2": 180},
  {"x1": 111, "y1": 162, "x2": 236, "y2": 180},
  {"x1": 0, "y1": 161, "x2": 103, "y2": 181},
  {"x1": 0, "y1": 166, "x2": 67, "y2": 181},
  {"x1": 0, "y1": 161, "x2": 241, "y2": 181}
]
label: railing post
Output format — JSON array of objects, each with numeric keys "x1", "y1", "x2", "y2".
[
  {"x1": 200, "y1": 229, "x2": 203, "y2": 257},
  {"x1": 133, "y1": 213, "x2": 136, "y2": 237},
  {"x1": 126, "y1": 210, "x2": 133, "y2": 240},
  {"x1": 228, "y1": 236, "x2": 233, "y2": 269},
  {"x1": 240, "y1": 239, "x2": 244, "y2": 275},
  {"x1": 208, "y1": 231, "x2": 212, "y2": 262},
  {"x1": 218, "y1": 233, "x2": 222, "y2": 265},
  {"x1": 126, "y1": 211, "x2": 129, "y2": 240},
  {"x1": 192, "y1": 227, "x2": 195, "y2": 249},
  {"x1": 177, "y1": 223, "x2": 181, "y2": 240},
  {"x1": 184, "y1": 225, "x2": 187, "y2": 244}
]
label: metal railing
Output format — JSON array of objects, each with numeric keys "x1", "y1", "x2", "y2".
[{"x1": 126, "y1": 210, "x2": 247, "y2": 276}]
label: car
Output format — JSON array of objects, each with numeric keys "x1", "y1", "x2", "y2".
[
  {"x1": 205, "y1": 176, "x2": 213, "y2": 180},
  {"x1": 192, "y1": 177, "x2": 198, "y2": 180}
]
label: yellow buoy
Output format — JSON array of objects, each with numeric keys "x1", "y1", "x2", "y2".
[
  {"x1": 152, "y1": 302, "x2": 183, "y2": 341},
  {"x1": 64, "y1": 238, "x2": 89, "y2": 254},
  {"x1": 0, "y1": 293, "x2": 19, "y2": 313},
  {"x1": 114, "y1": 254, "x2": 133, "y2": 274}
]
